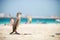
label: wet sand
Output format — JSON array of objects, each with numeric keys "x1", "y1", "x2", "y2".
[{"x1": 0, "y1": 24, "x2": 60, "y2": 40}]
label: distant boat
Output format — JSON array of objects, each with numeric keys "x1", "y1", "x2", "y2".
[{"x1": 56, "y1": 19, "x2": 60, "y2": 22}]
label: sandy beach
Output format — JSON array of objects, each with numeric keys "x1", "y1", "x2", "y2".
[{"x1": 0, "y1": 24, "x2": 60, "y2": 40}]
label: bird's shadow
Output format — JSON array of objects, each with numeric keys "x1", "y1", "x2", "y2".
[{"x1": 22, "y1": 33, "x2": 32, "y2": 35}]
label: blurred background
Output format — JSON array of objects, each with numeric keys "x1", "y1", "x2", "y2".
[{"x1": 0, "y1": 0, "x2": 60, "y2": 17}]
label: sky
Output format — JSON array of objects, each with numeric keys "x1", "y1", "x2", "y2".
[{"x1": 0, "y1": 0, "x2": 60, "y2": 17}]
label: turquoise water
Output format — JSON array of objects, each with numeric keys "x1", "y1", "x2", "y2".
[{"x1": 0, "y1": 18, "x2": 60, "y2": 24}]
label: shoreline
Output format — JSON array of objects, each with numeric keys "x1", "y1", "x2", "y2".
[{"x1": 0, "y1": 17, "x2": 60, "y2": 19}]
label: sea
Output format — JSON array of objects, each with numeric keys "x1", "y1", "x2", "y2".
[{"x1": 0, "y1": 17, "x2": 60, "y2": 24}]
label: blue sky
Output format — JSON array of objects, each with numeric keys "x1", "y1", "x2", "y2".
[{"x1": 0, "y1": 0, "x2": 60, "y2": 17}]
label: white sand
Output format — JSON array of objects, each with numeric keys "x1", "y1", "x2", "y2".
[{"x1": 0, "y1": 24, "x2": 60, "y2": 40}]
